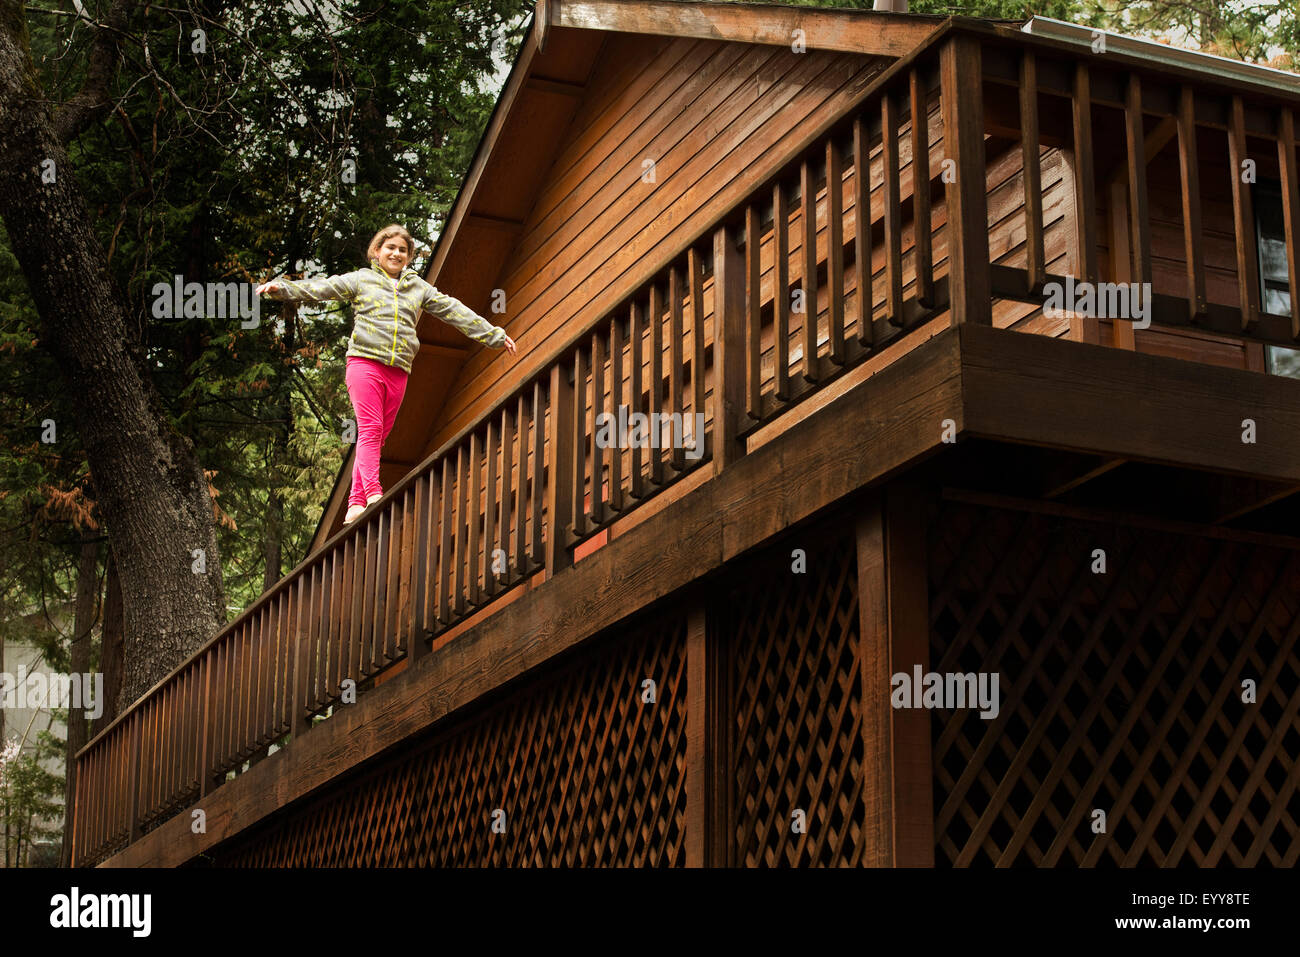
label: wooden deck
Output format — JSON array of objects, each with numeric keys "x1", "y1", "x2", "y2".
[{"x1": 73, "y1": 13, "x2": 1300, "y2": 867}]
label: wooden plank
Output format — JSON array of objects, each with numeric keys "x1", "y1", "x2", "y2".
[
  {"x1": 745, "y1": 204, "x2": 763, "y2": 415},
  {"x1": 514, "y1": 395, "x2": 528, "y2": 577},
  {"x1": 1279, "y1": 108, "x2": 1300, "y2": 339},
  {"x1": 773, "y1": 181, "x2": 791, "y2": 400},
  {"x1": 485, "y1": 418, "x2": 499, "y2": 598},
  {"x1": 454, "y1": 445, "x2": 468, "y2": 616},
  {"x1": 826, "y1": 137, "x2": 846, "y2": 363},
  {"x1": 411, "y1": 473, "x2": 431, "y2": 647},
  {"x1": 1019, "y1": 51, "x2": 1045, "y2": 293},
  {"x1": 1125, "y1": 73, "x2": 1153, "y2": 286},
  {"x1": 854, "y1": 117, "x2": 875, "y2": 347},
  {"x1": 910, "y1": 66, "x2": 935, "y2": 307},
  {"x1": 468, "y1": 430, "x2": 482, "y2": 607},
  {"x1": 609, "y1": 314, "x2": 626, "y2": 513},
  {"x1": 683, "y1": 600, "x2": 708, "y2": 867},
  {"x1": 530, "y1": 380, "x2": 545, "y2": 570},
  {"x1": 553, "y1": 2, "x2": 942, "y2": 58},
  {"x1": 438, "y1": 457, "x2": 452, "y2": 624},
  {"x1": 801, "y1": 157, "x2": 820, "y2": 380},
  {"x1": 648, "y1": 280, "x2": 665, "y2": 484},
  {"x1": 940, "y1": 35, "x2": 992, "y2": 324},
  {"x1": 630, "y1": 299, "x2": 647, "y2": 499},
  {"x1": 546, "y1": 363, "x2": 576, "y2": 576},
  {"x1": 1228, "y1": 95, "x2": 1261, "y2": 331},
  {"x1": 498, "y1": 406, "x2": 515, "y2": 591},
  {"x1": 713, "y1": 223, "x2": 748, "y2": 473},
  {"x1": 881, "y1": 90, "x2": 903, "y2": 327},
  {"x1": 591, "y1": 329, "x2": 609, "y2": 521},
  {"x1": 1177, "y1": 85, "x2": 1207, "y2": 321},
  {"x1": 572, "y1": 346, "x2": 589, "y2": 536},
  {"x1": 669, "y1": 264, "x2": 685, "y2": 472},
  {"x1": 689, "y1": 246, "x2": 706, "y2": 427},
  {"x1": 1071, "y1": 62, "x2": 1099, "y2": 283}
]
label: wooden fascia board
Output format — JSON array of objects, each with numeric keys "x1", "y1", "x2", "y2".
[{"x1": 554, "y1": 0, "x2": 947, "y2": 58}]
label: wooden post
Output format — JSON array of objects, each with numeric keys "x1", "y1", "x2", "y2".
[
  {"x1": 857, "y1": 486, "x2": 934, "y2": 866},
  {"x1": 684, "y1": 596, "x2": 730, "y2": 868},
  {"x1": 545, "y1": 361, "x2": 575, "y2": 576},
  {"x1": 712, "y1": 223, "x2": 748, "y2": 474},
  {"x1": 939, "y1": 36, "x2": 991, "y2": 326}
]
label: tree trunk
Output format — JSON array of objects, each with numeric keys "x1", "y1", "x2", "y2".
[
  {"x1": 60, "y1": 536, "x2": 99, "y2": 867},
  {"x1": 0, "y1": 4, "x2": 227, "y2": 712}
]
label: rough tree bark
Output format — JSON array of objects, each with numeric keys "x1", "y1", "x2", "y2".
[{"x1": 0, "y1": 0, "x2": 227, "y2": 711}]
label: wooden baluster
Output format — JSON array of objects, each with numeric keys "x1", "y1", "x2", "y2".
[
  {"x1": 499, "y1": 404, "x2": 515, "y2": 589},
  {"x1": 609, "y1": 314, "x2": 625, "y2": 513},
  {"x1": 592, "y1": 329, "x2": 610, "y2": 521},
  {"x1": 745, "y1": 204, "x2": 762, "y2": 414},
  {"x1": 648, "y1": 280, "x2": 665, "y2": 483},
  {"x1": 713, "y1": 222, "x2": 748, "y2": 473},
  {"x1": 1125, "y1": 74, "x2": 1153, "y2": 288},
  {"x1": 438, "y1": 457, "x2": 453, "y2": 625},
  {"x1": 127, "y1": 712, "x2": 142, "y2": 841},
  {"x1": 1072, "y1": 61, "x2": 1099, "y2": 284},
  {"x1": 385, "y1": 494, "x2": 404, "y2": 661},
  {"x1": 882, "y1": 90, "x2": 903, "y2": 327},
  {"x1": 629, "y1": 300, "x2": 646, "y2": 500},
  {"x1": 291, "y1": 576, "x2": 310, "y2": 736},
  {"x1": 941, "y1": 37, "x2": 991, "y2": 325},
  {"x1": 514, "y1": 395, "x2": 529, "y2": 576},
  {"x1": 1228, "y1": 95, "x2": 1261, "y2": 330},
  {"x1": 359, "y1": 517, "x2": 376, "y2": 678},
  {"x1": 911, "y1": 67, "x2": 936, "y2": 307},
  {"x1": 801, "y1": 157, "x2": 821, "y2": 380},
  {"x1": 546, "y1": 364, "x2": 575, "y2": 576},
  {"x1": 1177, "y1": 86, "x2": 1207, "y2": 321},
  {"x1": 826, "y1": 139, "x2": 846, "y2": 363},
  {"x1": 689, "y1": 245, "x2": 706, "y2": 457},
  {"x1": 485, "y1": 418, "x2": 499, "y2": 598},
  {"x1": 669, "y1": 264, "x2": 685, "y2": 472},
  {"x1": 454, "y1": 444, "x2": 468, "y2": 617},
  {"x1": 572, "y1": 346, "x2": 589, "y2": 532},
  {"x1": 1279, "y1": 108, "x2": 1300, "y2": 338},
  {"x1": 468, "y1": 430, "x2": 482, "y2": 607},
  {"x1": 411, "y1": 474, "x2": 431, "y2": 652},
  {"x1": 853, "y1": 117, "x2": 875, "y2": 347},
  {"x1": 1020, "y1": 52, "x2": 1045, "y2": 293},
  {"x1": 198, "y1": 652, "x2": 213, "y2": 794},
  {"x1": 773, "y1": 183, "x2": 791, "y2": 400},
  {"x1": 530, "y1": 380, "x2": 545, "y2": 571}
]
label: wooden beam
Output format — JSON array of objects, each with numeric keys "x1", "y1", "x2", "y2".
[
  {"x1": 553, "y1": 0, "x2": 945, "y2": 58},
  {"x1": 858, "y1": 486, "x2": 934, "y2": 867},
  {"x1": 1228, "y1": 95, "x2": 1262, "y2": 332}
]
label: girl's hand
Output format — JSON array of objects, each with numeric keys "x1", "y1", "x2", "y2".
[
  {"x1": 255, "y1": 280, "x2": 281, "y2": 296},
  {"x1": 502, "y1": 333, "x2": 517, "y2": 356}
]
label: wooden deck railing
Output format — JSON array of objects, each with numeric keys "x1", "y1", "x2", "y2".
[{"x1": 72, "y1": 20, "x2": 1300, "y2": 866}]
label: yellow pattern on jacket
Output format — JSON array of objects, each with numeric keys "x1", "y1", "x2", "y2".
[{"x1": 262, "y1": 260, "x2": 506, "y2": 373}]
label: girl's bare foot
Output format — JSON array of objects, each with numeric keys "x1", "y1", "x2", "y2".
[
  {"x1": 366, "y1": 494, "x2": 382, "y2": 507},
  {"x1": 344, "y1": 504, "x2": 365, "y2": 524}
]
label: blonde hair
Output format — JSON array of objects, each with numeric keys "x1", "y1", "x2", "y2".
[{"x1": 366, "y1": 224, "x2": 416, "y2": 265}]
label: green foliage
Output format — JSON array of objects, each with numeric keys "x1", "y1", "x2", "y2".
[{"x1": 1, "y1": 726, "x2": 66, "y2": 867}]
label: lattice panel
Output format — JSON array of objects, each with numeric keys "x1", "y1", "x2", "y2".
[
  {"x1": 930, "y1": 501, "x2": 1300, "y2": 867},
  {"x1": 206, "y1": 609, "x2": 687, "y2": 866},
  {"x1": 723, "y1": 525, "x2": 865, "y2": 866}
]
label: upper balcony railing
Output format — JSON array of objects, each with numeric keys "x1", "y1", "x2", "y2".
[{"x1": 72, "y1": 19, "x2": 1300, "y2": 866}]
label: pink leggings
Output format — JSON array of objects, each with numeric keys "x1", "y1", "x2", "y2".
[{"x1": 345, "y1": 356, "x2": 409, "y2": 508}]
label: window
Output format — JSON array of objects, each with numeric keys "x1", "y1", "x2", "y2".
[{"x1": 1256, "y1": 180, "x2": 1300, "y2": 378}]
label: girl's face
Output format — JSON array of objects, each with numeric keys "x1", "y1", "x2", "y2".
[{"x1": 377, "y1": 237, "x2": 411, "y2": 276}]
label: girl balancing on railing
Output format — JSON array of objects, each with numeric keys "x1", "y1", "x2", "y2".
[{"x1": 256, "y1": 224, "x2": 517, "y2": 525}]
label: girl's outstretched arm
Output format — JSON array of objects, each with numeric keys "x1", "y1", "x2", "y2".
[
  {"x1": 256, "y1": 270, "x2": 363, "y2": 302},
  {"x1": 423, "y1": 284, "x2": 516, "y2": 354}
]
